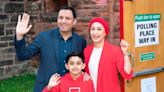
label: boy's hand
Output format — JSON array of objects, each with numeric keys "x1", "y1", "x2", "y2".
[{"x1": 47, "y1": 73, "x2": 61, "y2": 90}]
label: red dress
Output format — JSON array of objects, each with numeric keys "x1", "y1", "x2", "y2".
[
  {"x1": 42, "y1": 73, "x2": 94, "y2": 92},
  {"x1": 84, "y1": 40, "x2": 133, "y2": 92}
]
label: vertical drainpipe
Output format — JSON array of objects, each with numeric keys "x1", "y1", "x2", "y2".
[{"x1": 120, "y1": 0, "x2": 125, "y2": 92}]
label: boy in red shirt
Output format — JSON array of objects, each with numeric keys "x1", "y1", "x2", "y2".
[{"x1": 42, "y1": 52, "x2": 94, "y2": 92}]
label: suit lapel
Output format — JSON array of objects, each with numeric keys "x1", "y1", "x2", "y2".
[{"x1": 51, "y1": 29, "x2": 60, "y2": 65}]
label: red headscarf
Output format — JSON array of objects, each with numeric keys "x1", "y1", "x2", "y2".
[{"x1": 88, "y1": 17, "x2": 109, "y2": 36}]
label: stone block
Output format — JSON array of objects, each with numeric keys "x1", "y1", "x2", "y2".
[
  {"x1": 40, "y1": 13, "x2": 57, "y2": 22},
  {"x1": 113, "y1": 3, "x2": 120, "y2": 12},
  {"x1": 114, "y1": 0, "x2": 119, "y2": 3},
  {"x1": 70, "y1": 0, "x2": 83, "y2": 7},
  {"x1": 0, "y1": 54, "x2": 14, "y2": 61},
  {"x1": 0, "y1": 0, "x2": 9, "y2": 2},
  {"x1": 5, "y1": 29, "x2": 14, "y2": 35},
  {"x1": 77, "y1": 9, "x2": 99, "y2": 17},
  {"x1": 14, "y1": 56, "x2": 30, "y2": 64},
  {"x1": 9, "y1": 41, "x2": 14, "y2": 46},
  {"x1": 9, "y1": 0, "x2": 24, "y2": 1},
  {"x1": 5, "y1": 23, "x2": 17, "y2": 29},
  {"x1": 78, "y1": 5, "x2": 98, "y2": 9},
  {"x1": 0, "y1": 42, "x2": 8, "y2": 47},
  {"x1": 0, "y1": 14, "x2": 9, "y2": 23},
  {"x1": 5, "y1": 62, "x2": 32, "y2": 75},
  {"x1": 0, "y1": 24, "x2": 4, "y2": 35},
  {"x1": 0, "y1": 59, "x2": 13, "y2": 66},
  {"x1": 113, "y1": 30, "x2": 120, "y2": 38},
  {"x1": 113, "y1": 21, "x2": 120, "y2": 31},
  {"x1": 33, "y1": 22, "x2": 57, "y2": 36},
  {"x1": 1, "y1": 47, "x2": 15, "y2": 54},
  {"x1": 108, "y1": 0, "x2": 115, "y2": 3},
  {"x1": 29, "y1": 15, "x2": 40, "y2": 23},
  {"x1": 84, "y1": 0, "x2": 95, "y2": 4},
  {"x1": 1, "y1": 35, "x2": 14, "y2": 41},
  {"x1": 0, "y1": 67, "x2": 4, "y2": 75},
  {"x1": 10, "y1": 14, "x2": 19, "y2": 22},
  {"x1": 0, "y1": 3, "x2": 2, "y2": 12},
  {"x1": 4, "y1": 3, "x2": 24, "y2": 13},
  {"x1": 26, "y1": 1, "x2": 43, "y2": 11},
  {"x1": 78, "y1": 17, "x2": 93, "y2": 22}
]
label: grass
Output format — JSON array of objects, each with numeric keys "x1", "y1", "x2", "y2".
[{"x1": 0, "y1": 73, "x2": 35, "y2": 92}]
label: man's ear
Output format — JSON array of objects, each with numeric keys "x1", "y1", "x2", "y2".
[{"x1": 65, "y1": 64, "x2": 69, "y2": 70}]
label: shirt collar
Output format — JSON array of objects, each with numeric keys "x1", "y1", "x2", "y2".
[{"x1": 58, "y1": 31, "x2": 73, "y2": 40}]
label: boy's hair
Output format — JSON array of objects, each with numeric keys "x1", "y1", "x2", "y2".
[
  {"x1": 58, "y1": 6, "x2": 77, "y2": 19},
  {"x1": 66, "y1": 51, "x2": 84, "y2": 64}
]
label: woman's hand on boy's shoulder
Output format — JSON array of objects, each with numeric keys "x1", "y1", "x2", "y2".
[{"x1": 83, "y1": 72, "x2": 91, "y2": 81}]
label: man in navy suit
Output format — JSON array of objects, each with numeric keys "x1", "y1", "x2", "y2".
[{"x1": 14, "y1": 6, "x2": 86, "y2": 92}]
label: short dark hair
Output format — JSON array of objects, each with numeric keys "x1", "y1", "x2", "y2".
[
  {"x1": 65, "y1": 51, "x2": 84, "y2": 64},
  {"x1": 58, "y1": 6, "x2": 77, "y2": 19}
]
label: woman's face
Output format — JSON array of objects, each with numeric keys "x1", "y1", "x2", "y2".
[{"x1": 90, "y1": 22, "x2": 106, "y2": 44}]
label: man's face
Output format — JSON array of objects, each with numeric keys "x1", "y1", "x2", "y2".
[{"x1": 57, "y1": 10, "x2": 77, "y2": 32}]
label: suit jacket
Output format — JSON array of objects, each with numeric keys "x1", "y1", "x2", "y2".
[
  {"x1": 14, "y1": 28, "x2": 86, "y2": 92},
  {"x1": 84, "y1": 40, "x2": 133, "y2": 92}
]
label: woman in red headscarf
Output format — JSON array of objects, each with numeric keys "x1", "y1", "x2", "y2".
[{"x1": 84, "y1": 17, "x2": 133, "y2": 92}]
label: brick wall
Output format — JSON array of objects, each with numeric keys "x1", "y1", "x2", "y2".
[{"x1": 0, "y1": 0, "x2": 121, "y2": 79}]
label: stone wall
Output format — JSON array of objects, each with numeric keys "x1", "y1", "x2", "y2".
[
  {"x1": 0, "y1": 0, "x2": 33, "y2": 79},
  {"x1": 0, "y1": 0, "x2": 121, "y2": 79}
]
